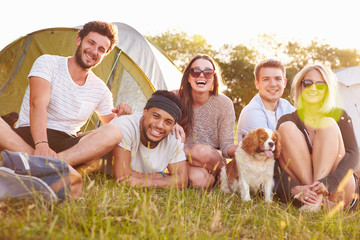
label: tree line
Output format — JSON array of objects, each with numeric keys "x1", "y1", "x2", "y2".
[{"x1": 147, "y1": 31, "x2": 360, "y2": 116}]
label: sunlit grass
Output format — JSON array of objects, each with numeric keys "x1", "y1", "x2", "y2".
[{"x1": 1, "y1": 172, "x2": 360, "y2": 239}]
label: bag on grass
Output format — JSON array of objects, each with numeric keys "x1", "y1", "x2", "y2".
[
  {"x1": 0, "y1": 150, "x2": 71, "y2": 203},
  {"x1": 0, "y1": 167, "x2": 58, "y2": 203}
]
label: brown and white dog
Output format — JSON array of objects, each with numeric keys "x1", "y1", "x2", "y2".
[{"x1": 220, "y1": 128, "x2": 281, "y2": 202}]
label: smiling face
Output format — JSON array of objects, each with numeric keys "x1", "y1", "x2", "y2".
[
  {"x1": 255, "y1": 67, "x2": 287, "y2": 110},
  {"x1": 75, "y1": 31, "x2": 111, "y2": 70},
  {"x1": 188, "y1": 58, "x2": 215, "y2": 94},
  {"x1": 300, "y1": 69, "x2": 327, "y2": 105},
  {"x1": 140, "y1": 107, "x2": 176, "y2": 148}
]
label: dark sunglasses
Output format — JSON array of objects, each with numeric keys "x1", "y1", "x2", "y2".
[
  {"x1": 302, "y1": 79, "x2": 327, "y2": 90},
  {"x1": 190, "y1": 68, "x2": 215, "y2": 79}
]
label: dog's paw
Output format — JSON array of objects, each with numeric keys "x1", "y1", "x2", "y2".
[
  {"x1": 242, "y1": 196, "x2": 252, "y2": 202},
  {"x1": 264, "y1": 198, "x2": 272, "y2": 203},
  {"x1": 220, "y1": 186, "x2": 231, "y2": 194}
]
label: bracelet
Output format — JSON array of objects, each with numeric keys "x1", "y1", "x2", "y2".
[
  {"x1": 159, "y1": 172, "x2": 166, "y2": 178},
  {"x1": 34, "y1": 141, "x2": 48, "y2": 147}
]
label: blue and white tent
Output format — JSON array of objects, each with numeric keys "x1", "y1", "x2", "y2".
[{"x1": 335, "y1": 66, "x2": 360, "y2": 148}]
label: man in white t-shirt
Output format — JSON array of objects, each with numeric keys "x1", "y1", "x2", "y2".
[
  {"x1": 110, "y1": 90, "x2": 188, "y2": 189},
  {"x1": 236, "y1": 59, "x2": 295, "y2": 141},
  {"x1": 0, "y1": 21, "x2": 131, "y2": 197},
  {"x1": 10, "y1": 21, "x2": 131, "y2": 158}
]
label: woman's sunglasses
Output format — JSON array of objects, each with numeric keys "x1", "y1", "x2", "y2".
[
  {"x1": 190, "y1": 68, "x2": 215, "y2": 79},
  {"x1": 302, "y1": 79, "x2": 327, "y2": 90}
]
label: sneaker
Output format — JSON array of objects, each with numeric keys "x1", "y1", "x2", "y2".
[
  {"x1": 0, "y1": 167, "x2": 58, "y2": 203},
  {"x1": 299, "y1": 202, "x2": 321, "y2": 212},
  {"x1": 299, "y1": 194, "x2": 323, "y2": 212}
]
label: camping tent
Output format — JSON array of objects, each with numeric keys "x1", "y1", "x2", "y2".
[
  {"x1": 0, "y1": 22, "x2": 182, "y2": 130},
  {"x1": 335, "y1": 66, "x2": 360, "y2": 148}
]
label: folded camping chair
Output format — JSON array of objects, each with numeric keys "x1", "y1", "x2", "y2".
[{"x1": 0, "y1": 150, "x2": 70, "y2": 203}]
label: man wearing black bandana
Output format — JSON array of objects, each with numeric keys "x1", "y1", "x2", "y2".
[{"x1": 110, "y1": 90, "x2": 188, "y2": 189}]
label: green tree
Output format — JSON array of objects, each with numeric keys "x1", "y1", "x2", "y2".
[
  {"x1": 147, "y1": 31, "x2": 360, "y2": 117},
  {"x1": 286, "y1": 40, "x2": 360, "y2": 77},
  {"x1": 335, "y1": 48, "x2": 360, "y2": 68},
  {"x1": 218, "y1": 44, "x2": 257, "y2": 117},
  {"x1": 146, "y1": 30, "x2": 216, "y2": 71}
]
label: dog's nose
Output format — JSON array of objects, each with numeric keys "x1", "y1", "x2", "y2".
[{"x1": 268, "y1": 142, "x2": 274, "y2": 148}]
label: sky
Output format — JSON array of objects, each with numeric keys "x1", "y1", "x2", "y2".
[{"x1": 1, "y1": 0, "x2": 359, "y2": 53}]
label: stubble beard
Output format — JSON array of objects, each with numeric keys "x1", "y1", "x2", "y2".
[
  {"x1": 75, "y1": 41, "x2": 98, "y2": 70},
  {"x1": 140, "y1": 117, "x2": 164, "y2": 148}
]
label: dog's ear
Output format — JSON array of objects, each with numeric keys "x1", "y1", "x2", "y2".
[
  {"x1": 242, "y1": 129, "x2": 259, "y2": 155},
  {"x1": 273, "y1": 130, "x2": 281, "y2": 158}
]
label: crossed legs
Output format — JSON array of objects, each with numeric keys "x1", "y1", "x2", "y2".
[
  {"x1": 186, "y1": 144, "x2": 226, "y2": 189},
  {"x1": 0, "y1": 118, "x2": 122, "y2": 197},
  {"x1": 57, "y1": 123, "x2": 122, "y2": 166},
  {"x1": 278, "y1": 118, "x2": 356, "y2": 208}
]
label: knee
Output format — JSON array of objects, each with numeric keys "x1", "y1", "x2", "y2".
[
  {"x1": 189, "y1": 167, "x2": 215, "y2": 189},
  {"x1": 278, "y1": 121, "x2": 306, "y2": 147},
  {"x1": 318, "y1": 117, "x2": 339, "y2": 134},
  {"x1": 190, "y1": 145, "x2": 214, "y2": 162},
  {"x1": 278, "y1": 121, "x2": 298, "y2": 136},
  {"x1": 100, "y1": 124, "x2": 123, "y2": 144}
]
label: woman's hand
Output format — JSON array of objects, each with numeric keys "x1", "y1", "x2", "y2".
[
  {"x1": 291, "y1": 185, "x2": 318, "y2": 205},
  {"x1": 309, "y1": 181, "x2": 329, "y2": 196},
  {"x1": 227, "y1": 144, "x2": 238, "y2": 158},
  {"x1": 171, "y1": 123, "x2": 186, "y2": 142}
]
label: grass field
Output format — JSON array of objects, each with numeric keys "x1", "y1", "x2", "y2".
[{"x1": 1, "y1": 172, "x2": 360, "y2": 240}]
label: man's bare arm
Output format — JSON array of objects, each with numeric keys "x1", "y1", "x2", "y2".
[
  {"x1": 29, "y1": 76, "x2": 57, "y2": 157},
  {"x1": 112, "y1": 146, "x2": 188, "y2": 189},
  {"x1": 99, "y1": 102, "x2": 133, "y2": 124}
]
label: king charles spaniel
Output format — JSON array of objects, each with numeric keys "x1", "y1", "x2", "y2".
[{"x1": 220, "y1": 128, "x2": 281, "y2": 202}]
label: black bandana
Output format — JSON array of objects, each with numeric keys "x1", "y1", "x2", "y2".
[{"x1": 144, "y1": 95, "x2": 182, "y2": 122}]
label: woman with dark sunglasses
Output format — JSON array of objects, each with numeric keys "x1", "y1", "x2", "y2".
[
  {"x1": 172, "y1": 54, "x2": 236, "y2": 189},
  {"x1": 274, "y1": 64, "x2": 359, "y2": 211}
]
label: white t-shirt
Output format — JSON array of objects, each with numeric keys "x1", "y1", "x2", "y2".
[
  {"x1": 110, "y1": 112, "x2": 186, "y2": 174},
  {"x1": 17, "y1": 55, "x2": 113, "y2": 135}
]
